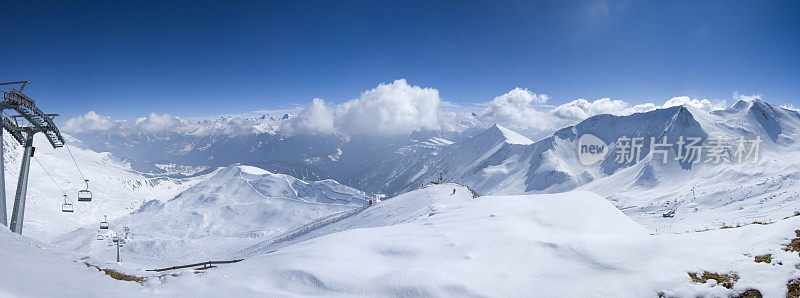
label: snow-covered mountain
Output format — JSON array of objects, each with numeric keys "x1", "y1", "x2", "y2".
[
  {"x1": 347, "y1": 99, "x2": 800, "y2": 232},
  {"x1": 346, "y1": 124, "x2": 536, "y2": 195},
  {"x1": 349, "y1": 105, "x2": 707, "y2": 195},
  {"x1": 56, "y1": 98, "x2": 800, "y2": 234},
  {"x1": 3, "y1": 99, "x2": 800, "y2": 297},
  {"x1": 1, "y1": 133, "x2": 203, "y2": 241},
  {"x1": 54, "y1": 164, "x2": 373, "y2": 265},
  {"x1": 68, "y1": 115, "x2": 475, "y2": 183}
]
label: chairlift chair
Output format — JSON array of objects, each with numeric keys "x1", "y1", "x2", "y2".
[
  {"x1": 78, "y1": 179, "x2": 92, "y2": 202},
  {"x1": 100, "y1": 215, "x2": 109, "y2": 229},
  {"x1": 61, "y1": 195, "x2": 74, "y2": 213},
  {"x1": 96, "y1": 234, "x2": 104, "y2": 241}
]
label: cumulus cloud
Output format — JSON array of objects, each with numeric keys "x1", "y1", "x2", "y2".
[
  {"x1": 135, "y1": 112, "x2": 184, "y2": 132},
  {"x1": 550, "y1": 98, "x2": 629, "y2": 120},
  {"x1": 61, "y1": 84, "x2": 745, "y2": 139},
  {"x1": 282, "y1": 98, "x2": 335, "y2": 135},
  {"x1": 479, "y1": 88, "x2": 551, "y2": 130},
  {"x1": 337, "y1": 79, "x2": 440, "y2": 134},
  {"x1": 476, "y1": 91, "x2": 733, "y2": 133},
  {"x1": 550, "y1": 95, "x2": 726, "y2": 122},
  {"x1": 627, "y1": 103, "x2": 658, "y2": 114},
  {"x1": 491, "y1": 87, "x2": 549, "y2": 107},
  {"x1": 661, "y1": 96, "x2": 719, "y2": 111},
  {"x1": 62, "y1": 111, "x2": 118, "y2": 132},
  {"x1": 283, "y1": 79, "x2": 441, "y2": 135},
  {"x1": 63, "y1": 111, "x2": 189, "y2": 133}
]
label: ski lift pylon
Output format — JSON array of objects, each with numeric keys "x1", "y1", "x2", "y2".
[
  {"x1": 61, "y1": 195, "x2": 74, "y2": 213},
  {"x1": 78, "y1": 179, "x2": 92, "y2": 202},
  {"x1": 100, "y1": 215, "x2": 109, "y2": 229}
]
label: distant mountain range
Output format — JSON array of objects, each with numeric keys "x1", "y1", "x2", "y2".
[{"x1": 57, "y1": 99, "x2": 800, "y2": 233}]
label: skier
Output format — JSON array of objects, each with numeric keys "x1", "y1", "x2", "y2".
[{"x1": 452, "y1": 188, "x2": 456, "y2": 195}]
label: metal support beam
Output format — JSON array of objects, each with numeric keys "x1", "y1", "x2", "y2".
[
  {"x1": 0, "y1": 119, "x2": 6, "y2": 227},
  {"x1": 9, "y1": 132, "x2": 34, "y2": 234},
  {"x1": 0, "y1": 119, "x2": 5, "y2": 227},
  {"x1": 115, "y1": 238, "x2": 121, "y2": 263},
  {"x1": 0, "y1": 83, "x2": 64, "y2": 234}
]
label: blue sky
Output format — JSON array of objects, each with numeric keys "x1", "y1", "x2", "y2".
[{"x1": 1, "y1": 0, "x2": 798, "y2": 121}]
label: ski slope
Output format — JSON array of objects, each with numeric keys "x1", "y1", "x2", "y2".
[
  {"x1": 53, "y1": 164, "x2": 373, "y2": 267},
  {"x1": 0, "y1": 228, "x2": 145, "y2": 297},
  {"x1": 1, "y1": 133, "x2": 204, "y2": 241},
  {"x1": 165, "y1": 185, "x2": 800, "y2": 297},
  {"x1": 3, "y1": 184, "x2": 797, "y2": 297}
]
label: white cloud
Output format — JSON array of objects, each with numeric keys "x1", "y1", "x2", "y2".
[
  {"x1": 549, "y1": 95, "x2": 727, "y2": 122},
  {"x1": 283, "y1": 79, "x2": 441, "y2": 135},
  {"x1": 493, "y1": 87, "x2": 549, "y2": 107},
  {"x1": 282, "y1": 98, "x2": 335, "y2": 135},
  {"x1": 61, "y1": 86, "x2": 747, "y2": 139},
  {"x1": 479, "y1": 88, "x2": 551, "y2": 130},
  {"x1": 662, "y1": 96, "x2": 718, "y2": 111},
  {"x1": 337, "y1": 79, "x2": 440, "y2": 135},
  {"x1": 64, "y1": 111, "x2": 189, "y2": 133},
  {"x1": 135, "y1": 112, "x2": 184, "y2": 132},
  {"x1": 627, "y1": 103, "x2": 658, "y2": 114},
  {"x1": 62, "y1": 111, "x2": 118, "y2": 132},
  {"x1": 733, "y1": 92, "x2": 762, "y2": 103},
  {"x1": 550, "y1": 98, "x2": 630, "y2": 120},
  {"x1": 479, "y1": 92, "x2": 730, "y2": 133}
]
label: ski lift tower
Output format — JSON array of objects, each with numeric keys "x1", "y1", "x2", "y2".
[{"x1": 0, "y1": 81, "x2": 65, "y2": 234}]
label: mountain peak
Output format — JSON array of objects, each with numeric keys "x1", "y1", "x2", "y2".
[
  {"x1": 237, "y1": 165, "x2": 272, "y2": 175},
  {"x1": 488, "y1": 124, "x2": 534, "y2": 145}
]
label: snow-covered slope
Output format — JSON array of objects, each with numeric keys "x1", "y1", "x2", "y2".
[
  {"x1": 579, "y1": 100, "x2": 800, "y2": 231},
  {"x1": 3, "y1": 178, "x2": 799, "y2": 297},
  {"x1": 0, "y1": 228, "x2": 146, "y2": 297},
  {"x1": 203, "y1": 185, "x2": 800, "y2": 297},
  {"x1": 351, "y1": 100, "x2": 800, "y2": 232},
  {"x1": 349, "y1": 124, "x2": 537, "y2": 195},
  {"x1": 54, "y1": 164, "x2": 373, "y2": 266},
  {"x1": 1, "y1": 133, "x2": 203, "y2": 241},
  {"x1": 356, "y1": 106, "x2": 707, "y2": 196}
]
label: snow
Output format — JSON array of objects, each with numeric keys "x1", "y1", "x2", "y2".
[
  {"x1": 2, "y1": 100, "x2": 800, "y2": 296},
  {"x1": 53, "y1": 164, "x2": 373, "y2": 267},
  {"x1": 0, "y1": 228, "x2": 144, "y2": 297},
  {"x1": 3, "y1": 184, "x2": 797, "y2": 297},
  {"x1": 1, "y1": 133, "x2": 203, "y2": 241},
  {"x1": 157, "y1": 186, "x2": 800, "y2": 297},
  {"x1": 494, "y1": 124, "x2": 534, "y2": 145},
  {"x1": 237, "y1": 165, "x2": 271, "y2": 175},
  {"x1": 355, "y1": 101, "x2": 800, "y2": 234}
]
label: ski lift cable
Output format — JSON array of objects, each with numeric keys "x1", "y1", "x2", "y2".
[
  {"x1": 33, "y1": 156, "x2": 95, "y2": 225},
  {"x1": 64, "y1": 142, "x2": 108, "y2": 218},
  {"x1": 88, "y1": 187, "x2": 107, "y2": 218},
  {"x1": 33, "y1": 156, "x2": 66, "y2": 195},
  {"x1": 1, "y1": 110, "x2": 98, "y2": 226},
  {"x1": 64, "y1": 144, "x2": 86, "y2": 181}
]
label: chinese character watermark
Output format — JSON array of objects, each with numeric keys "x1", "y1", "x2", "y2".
[{"x1": 577, "y1": 134, "x2": 761, "y2": 166}]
